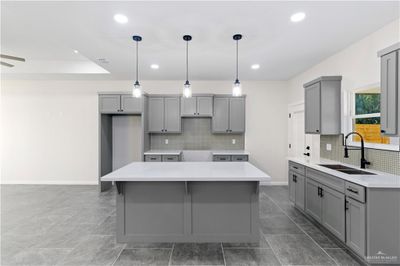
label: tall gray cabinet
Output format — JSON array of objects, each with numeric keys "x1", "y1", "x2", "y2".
[
  {"x1": 148, "y1": 96, "x2": 181, "y2": 133},
  {"x1": 212, "y1": 96, "x2": 245, "y2": 133},
  {"x1": 303, "y1": 76, "x2": 342, "y2": 135},
  {"x1": 378, "y1": 43, "x2": 399, "y2": 136}
]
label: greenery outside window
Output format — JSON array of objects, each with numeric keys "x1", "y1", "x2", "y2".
[{"x1": 347, "y1": 86, "x2": 399, "y2": 151}]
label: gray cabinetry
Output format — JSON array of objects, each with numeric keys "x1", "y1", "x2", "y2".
[
  {"x1": 212, "y1": 96, "x2": 245, "y2": 133},
  {"x1": 289, "y1": 170, "x2": 305, "y2": 211},
  {"x1": 100, "y1": 94, "x2": 142, "y2": 114},
  {"x1": 181, "y1": 96, "x2": 213, "y2": 117},
  {"x1": 148, "y1": 97, "x2": 181, "y2": 133},
  {"x1": 378, "y1": 44, "x2": 399, "y2": 136},
  {"x1": 346, "y1": 197, "x2": 366, "y2": 257},
  {"x1": 305, "y1": 178, "x2": 322, "y2": 222},
  {"x1": 303, "y1": 76, "x2": 342, "y2": 135},
  {"x1": 321, "y1": 186, "x2": 345, "y2": 241}
]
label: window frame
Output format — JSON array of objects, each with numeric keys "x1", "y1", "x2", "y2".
[{"x1": 345, "y1": 84, "x2": 399, "y2": 151}]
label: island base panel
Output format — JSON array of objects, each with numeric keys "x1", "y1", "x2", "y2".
[{"x1": 116, "y1": 181, "x2": 259, "y2": 243}]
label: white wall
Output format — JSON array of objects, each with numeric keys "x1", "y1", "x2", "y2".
[
  {"x1": 288, "y1": 19, "x2": 400, "y2": 103},
  {"x1": 1, "y1": 80, "x2": 288, "y2": 184}
]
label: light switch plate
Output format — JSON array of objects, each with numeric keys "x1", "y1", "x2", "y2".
[
  {"x1": 165, "y1": 139, "x2": 169, "y2": 145},
  {"x1": 326, "y1": 143, "x2": 332, "y2": 151},
  {"x1": 232, "y1": 139, "x2": 236, "y2": 144}
]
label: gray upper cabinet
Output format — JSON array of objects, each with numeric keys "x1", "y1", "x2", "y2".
[
  {"x1": 148, "y1": 97, "x2": 181, "y2": 133},
  {"x1": 181, "y1": 96, "x2": 213, "y2": 117},
  {"x1": 304, "y1": 76, "x2": 342, "y2": 135},
  {"x1": 99, "y1": 94, "x2": 142, "y2": 114},
  {"x1": 121, "y1": 95, "x2": 142, "y2": 113},
  {"x1": 378, "y1": 43, "x2": 399, "y2": 136},
  {"x1": 212, "y1": 96, "x2": 245, "y2": 133},
  {"x1": 321, "y1": 185, "x2": 345, "y2": 241},
  {"x1": 99, "y1": 95, "x2": 121, "y2": 114},
  {"x1": 346, "y1": 197, "x2": 366, "y2": 257}
]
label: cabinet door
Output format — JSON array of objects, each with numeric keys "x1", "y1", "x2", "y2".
[
  {"x1": 164, "y1": 97, "x2": 181, "y2": 133},
  {"x1": 148, "y1": 98, "x2": 164, "y2": 133},
  {"x1": 181, "y1": 97, "x2": 197, "y2": 116},
  {"x1": 289, "y1": 171, "x2": 296, "y2": 203},
  {"x1": 305, "y1": 178, "x2": 322, "y2": 223},
  {"x1": 321, "y1": 186, "x2": 345, "y2": 241},
  {"x1": 121, "y1": 95, "x2": 142, "y2": 114},
  {"x1": 305, "y1": 83, "x2": 321, "y2": 134},
  {"x1": 229, "y1": 97, "x2": 245, "y2": 133},
  {"x1": 99, "y1": 95, "x2": 121, "y2": 114},
  {"x1": 346, "y1": 197, "x2": 366, "y2": 257},
  {"x1": 197, "y1": 97, "x2": 213, "y2": 116},
  {"x1": 212, "y1": 98, "x2": 230, "y2": 133},
  {"x1": 381, "y1": 51, "x2": 398, "y2": 135},
  {"x1": 295, "y1": 174, "x2": 305, "y2": 211}
]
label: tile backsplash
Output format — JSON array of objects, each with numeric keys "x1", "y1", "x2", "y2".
[
  {"x1": 150, "y1": 118, "x2": 244, "y2": 150},
  {"x1": 320, "y1": 135, "x2": 400, "y2": 175}
]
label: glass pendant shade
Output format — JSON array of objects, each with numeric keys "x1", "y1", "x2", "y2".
[
  {"x1": 183, "y1": 81, "x2": 192, "y2": 98},
  {"x1": 232, "y1": 79, "x2": 242, "y2": 97},
  {"x1": 132, "y1": 81, "x2": 142, "y2": 98}
]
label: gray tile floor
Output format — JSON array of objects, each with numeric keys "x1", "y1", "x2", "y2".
[{"x1": 1, "y1": 185, "x2": 364, "y2": 266}]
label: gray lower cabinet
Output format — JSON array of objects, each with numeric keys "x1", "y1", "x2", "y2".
[
  {"x1": 145, "y1": 155, "x2": 162, "y2": 162},
  {"x1": 321, "y1": 186, "x2": 345, "y2": 241},
  {"x1": 303, "y1": 76, "x2": 342, "y2": 135},
  {"x1": 289, "y1": 171, "x2": 305, "y2": 211},
  {"x1": 213, "y1": 155, "x2": 231, "y2": 162},
  {"x1": 212, "y1": 96, "x2": 245, "y2": 133},
  {"x1": 305, "y1": 178, "x2": 323, "y2": 222},
  {"x1": 148, "y1": 97, "x2": 181, "y2": 133},
  {"x1": 379, "y1": 48, "x2": 398, "y2": 136},
  {"x1": 181, "y1": 96, "x2": 213, "y2": 117},
  {"x1": 346, "y1": 197, "x2": 366, "y2": 257},
  {"x1": 99, "y1": 94, "x2": 142, "y2": 114}
]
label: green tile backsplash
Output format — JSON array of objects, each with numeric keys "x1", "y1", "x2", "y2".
[
  {"x1": 150, "y1": 118, "x2": 244, "y2": 150},
  {"x1": 320, "y1": 135, "x2": 400, "y2": 175}
]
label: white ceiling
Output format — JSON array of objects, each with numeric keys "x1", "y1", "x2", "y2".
[{"x1": 1, "y1": 1, "x2": 399, "y2": 80}]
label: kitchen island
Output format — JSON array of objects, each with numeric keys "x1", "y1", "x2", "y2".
[{"x1": 101, "y1": 161, "x2": 270, "y2": 243}]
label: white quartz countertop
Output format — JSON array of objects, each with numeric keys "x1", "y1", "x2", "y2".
[
  {"x1": 288, "y1": 157, "x2": 400, "y2": 188},
  {"x1": 101, "y1": 162, "x2": 270, "y2": 182},
  {"x1": 211, "y1": 150, "x2": 249, "y2": 155},
  {"x1": 144, "y1": 150, "x2": 182, "y2": 155}
]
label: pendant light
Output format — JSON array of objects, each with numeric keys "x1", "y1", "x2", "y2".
[
  {"x1": 183, "y1": 35, "x2": 192, "y2": 98},
  {"x1": 132, "y1": 35, "x2": 142, "y2": 98},
  {"x1": 232, "y1": 34, "x2": 242, "y2": 97}
]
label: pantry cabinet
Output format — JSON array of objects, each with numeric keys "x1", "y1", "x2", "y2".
[{"x1": 303, "y1": 76, "x2": 342, "y2": 135}]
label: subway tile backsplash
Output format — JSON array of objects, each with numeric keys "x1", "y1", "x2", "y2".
[
  {"x1": 320, "y1": 135, "x2": 400, "y2": 175},
  {"x1": 150, "y1": 118, "x2": 244, "y2": 150}
]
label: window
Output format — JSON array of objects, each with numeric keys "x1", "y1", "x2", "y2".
[{"x1": 347, "y1": 86, "x2": 399, "y2": 151}]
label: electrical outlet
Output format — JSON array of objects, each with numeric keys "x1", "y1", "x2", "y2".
[
  {"x1": 326, "y1": 143, "x2": 332, "y2": 151},
  {"x1": 232, "y1": 139, "x2": 236, "y2": 145},
  {"x1": 165, "y1": 139, "x2": 169, "y2": 145}
]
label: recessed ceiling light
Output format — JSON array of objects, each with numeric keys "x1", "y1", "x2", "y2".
[
  {"x1": 150, "y1": 64, "x2": 159, "y2": 69},
  {"x1": 251, "y1": 64, "x2": 260, "y2": 70},
  {"x1": 114, "y1": 14, "x2": 128, "y2": 24},
  {"x1": 73, "y1": 50, "x2": 79, "y2": 54},
  {"x1": 290, "y1": 12, "x2": 306, "y2": 23}
]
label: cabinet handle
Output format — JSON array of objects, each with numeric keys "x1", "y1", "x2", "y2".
[
  {"x1": 320, "y1": 188, "x2": 324, "y2": 197},
  {"x1": 293, "y1": 166, "x2": 298, "y2": 169},
  {"x1": 316, "y1": 129, "x2": 320, "y2": 133},
  {"x1": 194, "y1": 113, "x2": 196, "y2": 115},
  {"x1": 381, "y1": 130, "x2": 386, "y2": 133},
  {"x1": 345, "y1": 200, "x2": 349, "y2": 210},
  {"x1": 293, "y1": 174, "x2": 297, "y2": 182},
  {"x1": 165, "y1": 129, "x2": 167, "y2": 132},
  {"x1": 346, "y1": 188, "x2": 359, "y2": 194}
]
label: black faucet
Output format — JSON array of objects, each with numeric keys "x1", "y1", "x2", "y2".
[{"x1": 344, "y1": 132, "x2": 370, "y2": 169}]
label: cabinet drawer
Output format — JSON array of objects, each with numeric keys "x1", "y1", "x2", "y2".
[
  {"x1": 162, "y1": 155, "x2": 180, "y2": 162},
  {"x1": 289, "y1": 161, "x2": 306, "y2": 175},
  {"x1": 145, "y1": 155, "x2": 162, "y2": 162},
  {"x1": 306, "y1": 168, "x2": 345, "y2": 193},
  {"x1": 213, "y1": 155, "x2": 231, "y2": 162},
  {"x1": 345, "y1": 182, "x2": 365, "y2": 203},
  {"x1": 231, "y1": 155, "x2": 248, "y2": 162}
]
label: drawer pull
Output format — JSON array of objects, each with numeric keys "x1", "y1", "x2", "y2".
[
  {"x1": 293, "y1": 166, "x2": 298, "y2": 169},
  {"x1": 347, "y1": 188, "x2": 359, "y2": 194}
]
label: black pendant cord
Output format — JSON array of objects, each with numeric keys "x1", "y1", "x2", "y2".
[
  {"x1": 235, "y1": 39, "x2": 239, "y2": 81},
  {"x1": 135, "y1": 41, "x2": 139, "y2": 84},
  {"x1": 186, "y1": 40, "x2": 189, "y2": 83}
]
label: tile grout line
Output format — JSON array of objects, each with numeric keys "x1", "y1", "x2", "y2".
[
  {"x1": 220, "y1": 242, "x2": 227, "y2": 266},
  {"x1": 262, "y1": 234, "x2": 284, "y2": 266},
  {"x1": 168, "y1": 243, "x2": 175, "y2": 266},
  {"x1": 110, "y1": 243, "x2": 126, "y2": 266},
  {"x1": 263, "y1": 192, "x2": 340, "y2": 266}
]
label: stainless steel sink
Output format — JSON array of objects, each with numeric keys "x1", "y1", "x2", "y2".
[{"x1": 318, "y1": 164, "x2": 376, "y2": 175}]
